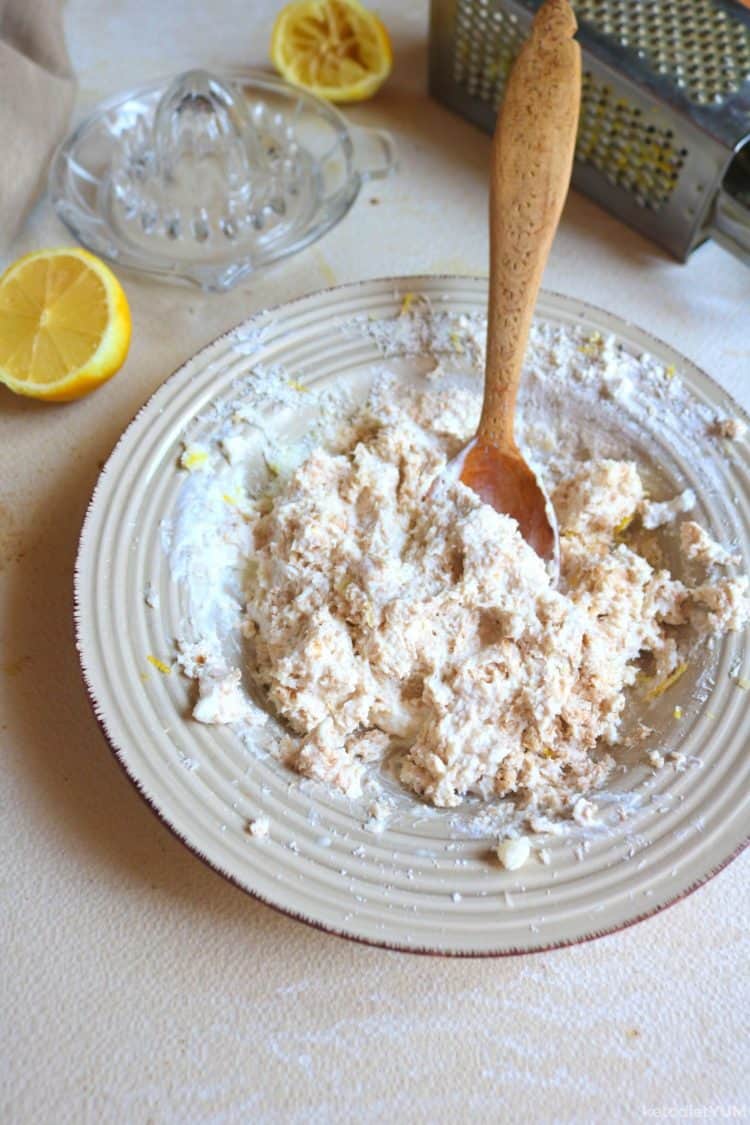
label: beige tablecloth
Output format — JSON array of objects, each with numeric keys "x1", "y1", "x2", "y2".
[
  {"x1": 1, "y1": 1, "x2": 748, "y2": 1121},
  {"x1": 0, "y1": 0, "x2": 75, "y2": 251}
]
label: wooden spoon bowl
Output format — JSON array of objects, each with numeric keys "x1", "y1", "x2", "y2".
[
  {"x1": 459, "y1": 438, "x2": 557, "y2": 563},
  {"x1": 458, "y1": 0, "x2": 580, "y2": 576}
]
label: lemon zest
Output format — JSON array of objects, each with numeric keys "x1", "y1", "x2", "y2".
[
  {"x1": 147, "y1": 655, "x2": 171, "y2": 675},
  {"x1": 400, "y1": 292, "x2": 416, "y2": 316},
  {"x1": 180, "y1": 448, "x2": 208, "y2": 471},
  {"x1": 645, "y1": 663, "x2": 688, "y2": 699},
  {"x1": 578, "y1": 333, "x2": 602, "y2": 358},
  {"x1": 287, "y1": 379, "x2": 308, "y2": 393}
]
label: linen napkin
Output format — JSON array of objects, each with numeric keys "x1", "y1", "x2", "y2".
[{"x1": 0, "y1": 0, "x2": 75, "y2": 252}]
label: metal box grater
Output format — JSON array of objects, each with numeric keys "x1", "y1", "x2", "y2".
[{"x1": 429, "y1": 0, "x2": 750, "y2": 263}]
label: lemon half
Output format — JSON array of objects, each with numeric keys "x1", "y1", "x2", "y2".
[
  {"x1": 0, "y1": 247, "x2": 131, "y2": 402},
  {"x1": 271, "y1": 0, "x2": 393, "y2": 104}
]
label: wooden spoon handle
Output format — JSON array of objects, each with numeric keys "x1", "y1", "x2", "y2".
[{"x1": 478, "y1": 0, "x2": 580, "y2": 450}]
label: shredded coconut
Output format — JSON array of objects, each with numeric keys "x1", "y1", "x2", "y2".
[
  {"x1": 680, "y1": 521, "x2": 740, "y2": 568},
  {"x1": 239, "y1": 386, "x2": 748, "y2": 815},
  {"x1": 641, "y1": 489, "x2": 696, "y2": 530},
  {"x1": 247, "y1": 815, "x2": 269, "y2": 839},
  {"x1": 496, "y1": 837, "x2": 531, "y2": 871},
  {"x1": 711, "y1": 416, "x2": 747, "y2": 440}
]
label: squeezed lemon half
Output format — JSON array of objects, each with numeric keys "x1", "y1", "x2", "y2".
[{"x1": 271, "y1": 0, "x2": 393, "y2": 104}]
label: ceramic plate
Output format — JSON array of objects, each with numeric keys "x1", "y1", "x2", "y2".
[{"x1": 75, "y1": 276, "x2": 750, "y2": 955}]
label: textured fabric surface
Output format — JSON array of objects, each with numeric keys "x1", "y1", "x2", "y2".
[
  {"x1": 1, "y1": 1, "x2": 748, "y2": 1121},
  {"x1": 0, "y1": 0, "x2": 75, "y2": 251}
]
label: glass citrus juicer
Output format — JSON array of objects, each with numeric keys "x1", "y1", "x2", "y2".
[{"x1": 50, "y1": 68, "x2": 396, "y2": 291}]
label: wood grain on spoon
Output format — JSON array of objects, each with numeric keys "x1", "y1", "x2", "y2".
[{"x1": 460, "y1": 0, "x2": 581, "y2": 564}]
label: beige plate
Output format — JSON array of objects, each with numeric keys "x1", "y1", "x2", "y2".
[{"x1": 75, "y1": 277, "x2": 750, "y2": 956}]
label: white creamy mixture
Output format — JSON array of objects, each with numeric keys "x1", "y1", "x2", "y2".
[{"x1": 168, "y1": 299, "x2": 750, "y2": 836}]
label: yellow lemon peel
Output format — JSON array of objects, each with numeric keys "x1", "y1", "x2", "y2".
[
  {"x1": 180, "y1": 447, "x2": 209, "y2": 471},
  {"x1": 645, "y1": 663, "x2": 688, "y2": 699},
  {"x1": 400, "y1": 292, "x2": 417, "y2": 316}
]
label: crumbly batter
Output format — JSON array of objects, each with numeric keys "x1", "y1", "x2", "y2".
[
  {"x1": 241, "y1": 385, "x2": 750, "y2": 814},
  {"x1": 680, "y1": 521, "x2": 740, "y2": 568}
]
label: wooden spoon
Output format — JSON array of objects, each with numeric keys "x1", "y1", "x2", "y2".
[{"x1": 458, "y1": 0, "x2": 581, "y2": 572}]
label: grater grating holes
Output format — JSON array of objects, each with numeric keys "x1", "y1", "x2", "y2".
[
  {"x1": 450, "y1": 0, "x2": 690, "y2": 210},
  {"x1": 452, "y1": 0, "x2": 525, "y2": 105},
  {"x1": 577, "y1": 71, "x2": 687, "y2": 210},
  {"x1": 573, "y1": 0, "x2": 750, "y2": 106}
]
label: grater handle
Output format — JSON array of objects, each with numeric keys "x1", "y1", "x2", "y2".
[
  {"x1": 709, "y1": 187, "x2": 750, "y2": 267},
  {"x1": 479, "y1": 0, "x2": 580, "y2": 451}
]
